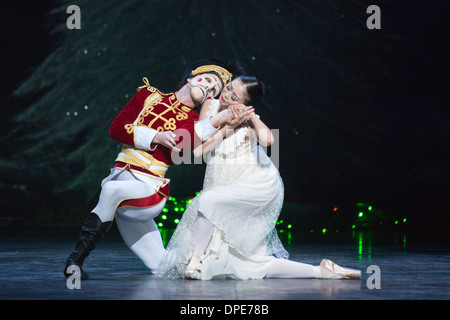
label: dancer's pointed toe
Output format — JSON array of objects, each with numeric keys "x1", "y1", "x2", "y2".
[{"x1": 320, "y1": 259, "x2": 361, "y2": 279}]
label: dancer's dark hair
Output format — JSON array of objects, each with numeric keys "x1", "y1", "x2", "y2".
[{"x1": 239, "y1": 75, "x2": 265, "y2": 105}]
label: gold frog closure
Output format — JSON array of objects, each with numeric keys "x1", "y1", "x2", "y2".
[{"x1": 125, "y1": 79, "x2": 195, "y2": 135}]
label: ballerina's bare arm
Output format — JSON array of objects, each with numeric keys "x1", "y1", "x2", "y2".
[{"x1": 246, "y1": 110, "x2": 275, "y2": 147}]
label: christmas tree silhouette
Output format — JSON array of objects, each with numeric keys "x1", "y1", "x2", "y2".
[{"x1": 4, "y1": 1, "x2": 431, "y2": 229}]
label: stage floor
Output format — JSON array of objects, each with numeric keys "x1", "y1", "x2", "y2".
[{"x1": 0, "y1": 233, "x2": 449, "y2": 301}]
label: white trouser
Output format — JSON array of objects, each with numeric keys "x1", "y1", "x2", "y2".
[{"x1": 92, "y1": 168, "x2": 167, "y2": 273}]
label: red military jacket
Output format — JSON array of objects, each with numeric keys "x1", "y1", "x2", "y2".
[{"x1": 109, "y1": 83, "x2": 200, "y2": 202}]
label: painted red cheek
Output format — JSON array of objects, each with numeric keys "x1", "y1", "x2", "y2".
[{"x1": 197, "y1": 78, "x2": 202, "y2": 82}]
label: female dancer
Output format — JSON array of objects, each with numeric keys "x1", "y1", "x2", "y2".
[{"x1": 157, "y1": 75, "x2": 361, "y2": 280}]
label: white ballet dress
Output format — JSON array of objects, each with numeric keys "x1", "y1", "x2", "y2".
[{"x1": 156, "y1": 100, "x2": 288, "y2": 280}]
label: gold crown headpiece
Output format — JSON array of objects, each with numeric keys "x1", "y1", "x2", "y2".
[{"x1": 191, "y1": 65, "x2": 233, "y2": 87}]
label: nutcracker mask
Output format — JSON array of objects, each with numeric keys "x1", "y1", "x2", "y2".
[{"x1": 187, "y1": 64, "x2": 233, "y2": 104}]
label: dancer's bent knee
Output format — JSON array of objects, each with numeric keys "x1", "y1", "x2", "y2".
[{"x1": 117, "y1": 198, "x2": 167, "y2": 222}]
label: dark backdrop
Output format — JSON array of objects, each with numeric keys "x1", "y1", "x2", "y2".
[{"x1": 1, "y1": 0, "x2": 449, "y2": 234}]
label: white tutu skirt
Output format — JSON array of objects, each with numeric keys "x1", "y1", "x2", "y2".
[{"x1": 157, "y1": 140, "x2": 288, "y2": 280}]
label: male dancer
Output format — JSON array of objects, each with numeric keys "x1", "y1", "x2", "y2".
[{"x1": 64, "y1": 59, "x2": 250, "y2": 279}]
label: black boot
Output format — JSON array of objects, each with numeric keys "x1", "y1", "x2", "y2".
[{"x1": 64, "y1": 213, "x2": 112, "y2": 280}]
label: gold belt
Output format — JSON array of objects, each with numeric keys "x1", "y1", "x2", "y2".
[{"x1": 116, "y1": 147, "x2": 169, "y2": 177}]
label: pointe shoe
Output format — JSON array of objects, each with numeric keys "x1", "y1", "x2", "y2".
[
  {"x1": 320, "y1": 259, "x2": 361, "y2": 279},
  {"x1": 184, "y1": 258, "x2": 202, "y2": 280}
]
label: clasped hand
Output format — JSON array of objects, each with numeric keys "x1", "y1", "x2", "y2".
[
  {"x1": 225, "y1": 104, "x2": 255, "y2": 127},
  {"x1": 153, "y1": 105, "x2": 254, "y2": 151}
]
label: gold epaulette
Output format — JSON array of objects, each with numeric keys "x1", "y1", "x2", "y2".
[
  {"x1": 137, "y1": 77, "x2": 173, "y2": 97},
  {"x1": 137, "y1": 77, "x2": 157, "y2": 92}
]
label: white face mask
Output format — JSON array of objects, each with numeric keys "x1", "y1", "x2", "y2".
[{"x1": 188, "y1": 74, "x2": 222, "y2": 104}]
